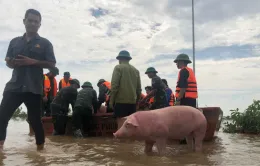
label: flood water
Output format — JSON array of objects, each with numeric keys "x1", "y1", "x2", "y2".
[{"x1": 1, "y1": 120, "x2": 260, "y2": 166}]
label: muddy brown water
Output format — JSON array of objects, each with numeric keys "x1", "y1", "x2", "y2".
[{"x1": 1, "y1": 120, "x2": 260, "y2": 166}]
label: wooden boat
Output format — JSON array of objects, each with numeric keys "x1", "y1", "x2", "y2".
[{"x1": 28, "y1": 106, "x2": 223, "y2": 141}]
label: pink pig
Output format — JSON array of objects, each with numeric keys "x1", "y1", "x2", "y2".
[{"x1": 113, "y1": 106, "x2": 207, "y2": 155}]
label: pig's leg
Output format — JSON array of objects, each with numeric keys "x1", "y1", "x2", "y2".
[
  {"x1": 185, "y1": 133, "x2": 194, "y2": 151},
  {"x1": 193, "y1": 122, "x2": 207, "y2": 152},
  {"x1": 155, "y1": 139, "x2": 167, "y2": 156},
  {"x1": 144, "y1": 140, "x2": 155, "y2": 154}
]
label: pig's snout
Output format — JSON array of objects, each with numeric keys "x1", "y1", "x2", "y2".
[{"x1": 113, "y1": 133, "x2": 117, "y2": 138}]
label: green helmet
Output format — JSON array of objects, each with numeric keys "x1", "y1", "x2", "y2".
[
  {"x1": 97, "y1": 79, "x2": 106, "y2": 86},
  {"x1": 49, "y1": 67, "x2": 59, "y2": 75},
  {"x1": 82, "y1": 81, "x2": 93, "y2": 88},
  {"x1": 116, "y1": 50, "x2": 132, "y2": 60},
  {"x1": 174, "y1": 53, "x2": 192, "y2": 63},
  {"x1": 64, "y1": 72, "x2": 70, "y2": 76},
  {"x1": 145, "y1": 67, "x2": 158, "y2": 74},
  {"x1": 69, "y1": 79, "x2": 80, "y2": 87}
]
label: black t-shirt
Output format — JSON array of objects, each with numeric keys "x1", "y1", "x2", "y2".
[{"x1": 177, "y1": 68, "x2": 189, "y2": 88}]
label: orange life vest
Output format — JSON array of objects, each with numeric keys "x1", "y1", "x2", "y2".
[
  {"x1": 175, "y1": 67, "x2": 198, "y2": 99},
  {"x1": 44, "y1": 74, "x2": 58, "y2": 97},
  {"x1": 102, "y1": 81, "x2": 111, "y2": 102},
  {"x1": 61, "y1": 78, "x2": 72, "y2": 88},
  {"x1": 149, "y1": 97, "x2": 154, "y2": 104},
  {"x1": 44, "y1": 75, "x2": 50, "y2": 97}
]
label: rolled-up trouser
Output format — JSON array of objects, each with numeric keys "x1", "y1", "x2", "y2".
[
  {"x1": 72, "y1": 106, "x2": 92, "y2": 132},
  {"x1": 0, "y1": 91, "x2": 45, "y2": 145},
  {"x1": 51, "y1": 103, "x2": 68, "y2": 135}
]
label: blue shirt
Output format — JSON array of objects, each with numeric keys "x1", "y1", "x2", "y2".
[{"x1": 165, "y1": 88, "x2": 172, "y2": 106}]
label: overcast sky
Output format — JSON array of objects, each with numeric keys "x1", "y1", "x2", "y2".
[{"x1": 0, "y1": 0, "x2": 259, "y2": 115}]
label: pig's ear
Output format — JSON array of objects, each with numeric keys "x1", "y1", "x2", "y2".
[{"x1": 126, "y1": 117, "x2": 139, "y2": 127}]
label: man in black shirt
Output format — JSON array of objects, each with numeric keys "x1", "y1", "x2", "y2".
[
  {"x1": 174, "y1": 54, "x2": 198, "y2": 108},
  {"x1": 0, "y1": 9, "x2": 56, "y2": 151},
  {"x1": 51, "y1": 79, "x2": 80, "y2": 135}
]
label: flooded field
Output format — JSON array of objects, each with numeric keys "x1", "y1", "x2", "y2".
[{"x1": 1, "y1": 120, "x2": 260, "y2": 166}]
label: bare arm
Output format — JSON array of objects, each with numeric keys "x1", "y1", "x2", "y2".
[{"x1": 177, "y1": 88, "x2": 186, "y2": 100}]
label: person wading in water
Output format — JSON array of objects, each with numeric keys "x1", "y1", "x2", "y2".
[
  {"x1": 0, "y1": 9, "x2": 56, "y2": 151},
  {"x1": 109, "y1": 50, "x2": 142, "y2": 129}
]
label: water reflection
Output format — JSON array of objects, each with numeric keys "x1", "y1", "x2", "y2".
[{"x1": 1, "y1": 120, "x2": 260, "y2": 165}]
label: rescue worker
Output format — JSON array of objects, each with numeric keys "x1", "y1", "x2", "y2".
[
  {"x1": 1, "y1": 9, "x2": 56, "y2": 151},
  {"x1": 174, "y1": 53, "x2": 197, "y2": 108},
  {"x1": 140, "y1": 67, "x2": 167, "y2": 110},
  {"x1": 174, "y1": 53, "x2": 198, "y2": 144},
  {"x1": 42, "y1": 67, "x2": 59, "y2": 117},
  {"x1": 51, "y1": 79, "x2": 80, "y2": 135},
  {"x1": 72, "y1": 81, "x2": 98, "y2": 138},
  {"x1": 58, "y1": 72, "x2": 72, "y2": 90},
  {"x1": 145, "y1": 86, "x2": 154, "y2": 108},
  {"x1": 109, "y1": 50, "x2": 142, "y2": 129},
  {"x1": 161, "y1": 79, "x2": 175, "y2": 106},
  {"x1": 138, "y1": 86, "x2": 154, "y2": 109},
  {"x1": 97, "y1": 79, "x2": 113, "y2": 113}
]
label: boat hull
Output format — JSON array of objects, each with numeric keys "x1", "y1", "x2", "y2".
[{"x1": 29, "y1": 107, "x2": 223, "y2": 141}]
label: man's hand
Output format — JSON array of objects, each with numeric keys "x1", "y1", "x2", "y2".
[
  {"x1": 13, "y1": 55, "x2": 38, "y2": 67},
  {"x1": 174, "y1": 100, "x2": 181, "y2": 106},
  {"x1": 5, "y1": 57, "x2": 16, "y2": 68},
  {"x1": 43, "y1": 96, "x2": 48, "y2": 103}
]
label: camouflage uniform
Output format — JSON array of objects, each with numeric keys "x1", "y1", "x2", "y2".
[
  {"x1": 145, "y1": 67, "x2": 167, "y2": 110},
  {"x1": 51, "y1": 79, "x2": 80, "y2": 135},
  {"x1": 72, "y1": 82, "x2": 98, "y2": 138},
  {"x1": 150, "y1": 75, "x2": 167, "y2": 110}
]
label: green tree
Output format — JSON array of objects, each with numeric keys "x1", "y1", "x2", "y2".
[{"x1": 223, "y1": 100, "x2": 260, "y2": 134}]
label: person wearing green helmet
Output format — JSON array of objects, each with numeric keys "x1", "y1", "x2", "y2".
[
  {"x1": 140, "y1": 67, "x2": 167, "y2": 110},
  {"x1": 72, "y1": 81, "x2": 98, "y2": 138},
  {"x1": 109, "y1": 50, "x2": 142, "y2": 129},
  {"x1": 50, "y1": 79, "x2": 80, "y2": 135},
  {"x1": 173, "y1": 53, "x2": 197, "y2": 108},
  {"x1": 174, "y1": 53, "x2": 198, "y2": 145},
  {"x1": 42, "y1": 67, "x2": 59, "y2": 117},
  {"x1": 97, "y1": 79, "x2": 113, "y2": 113}
]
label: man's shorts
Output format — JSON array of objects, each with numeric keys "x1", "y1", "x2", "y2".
[{"x1": 113, "y1": 103, "x2": 136, "y2": 118}]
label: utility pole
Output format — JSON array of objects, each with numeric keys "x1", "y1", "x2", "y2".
[{"x1": 192, "y1": 0, "x2": 198, "y2": 107}]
